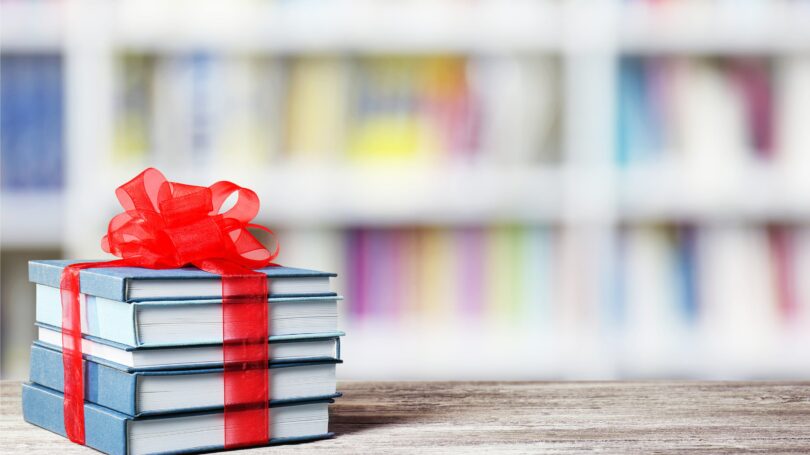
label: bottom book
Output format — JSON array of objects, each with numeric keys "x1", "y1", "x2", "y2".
[{"x1": 22, "y1": 382, "x2": 335, "y2": 455}]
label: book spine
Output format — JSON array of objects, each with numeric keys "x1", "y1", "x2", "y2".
[
  {"x1": 22, "y1": 383, "x2": 129, "y2": 455},
  {"x1": 29, "y1": 344, "x2": 137, "y2": 416}
]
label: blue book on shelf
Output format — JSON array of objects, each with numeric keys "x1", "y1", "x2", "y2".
[
  {"x1": 22, "y1": 382, "x2": 336, "y2": 455},
  {"x1": 29, "y1": 342, "x2": 342, "y2": 417},
  {"x1": 35, "y1": 322, "x2": 343, "y2": 371},
  {"x1": 29, "y1": 259, "x2": 337, "y2": 302},
  {"x1": 0, "y1": 55, "x2": 64, "y2": 190}
]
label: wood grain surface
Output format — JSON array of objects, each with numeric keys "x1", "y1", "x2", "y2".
[{"x1": 2, "y1": 380, "x2": 810, "y2": 454}]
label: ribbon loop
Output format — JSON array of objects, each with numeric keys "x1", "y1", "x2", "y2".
[{"x1": 100, "y1": 168, "x2": 278, "y2": 268}]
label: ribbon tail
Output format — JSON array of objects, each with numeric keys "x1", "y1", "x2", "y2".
[
  {"x1": 195, "y1": 259, "x2": 270, "y2": 448},
  {"x1": 60, "y1": 264, "x2": 86, "y2": 444},
  {"x1": 58, "y1": 259, "x2": 141, "y2": 445}
]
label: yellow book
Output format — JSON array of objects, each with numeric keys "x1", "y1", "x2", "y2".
[
  {"x1": 285, "y1": 56, "x2": 348, "y2": 161},
  {"x1": 112, "y1": 54, "x2": 154, "y2": 163},
  {"x1": 484, "y1": 226, "x2": 521, "y2": 326},
  {"x1": 348, "y1": 56, "x2": 472, "y2": 163},
  {"x1": 417, "y1": 228, "x2": 455, "y2": 325}
]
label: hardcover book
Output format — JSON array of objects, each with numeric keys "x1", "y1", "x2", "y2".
[
  {"x1": 36, "y1": 323, "x2": 343, "y2": 369},
  {"x1": 22, "y1": 382, "x2": 335, "y2": 455},
  {"x1": 34, "y1": 284, "x2": 341, "y2": 347},
  {"x1": 29, "y1": 260, "x2": 337, "y2": 302},
  {"x1": 29, "y1": 342, "x2": 341, "y2": 416}
]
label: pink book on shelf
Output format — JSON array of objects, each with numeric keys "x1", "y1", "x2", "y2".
[
  {"x1": 458, "y1": 228, "x2": 485, "y2": 320},
  {"x1": 347, "y1": 229, "x2": 369, "y2": 320},
  {"x1": 729, "y1": 58, "x2": 774, "y2": 158},
  {"x1": 366, "y1": 229, "x2": 385, "y2": 318},
  {"x1": 399, "y1": 229, "x2": 421, "y2": 323},
  {"x1": 388, "y1": 229, "x2": 407, "y2": 320},
  {"x1": 767, "y1": 226, "x2": 798, "y2": 322},
  {"x1": 374, "y1": 229, "x2": 400, "y2": 319}
]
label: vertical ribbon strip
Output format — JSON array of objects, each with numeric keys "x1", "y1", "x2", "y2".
[{"x1": 59, "y1": 168, "x2": 278, "y2": 448}]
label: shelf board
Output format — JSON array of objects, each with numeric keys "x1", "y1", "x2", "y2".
[
  {"x1": 0, "y1": 1, "x2": 64, "y2": 52},
  {"x1": 5, "y1": 1, "x2": 810, "y2": 54},
  {"x1": 89, "y1": 162, "x2": 810, "y2": 225},
  {"x1": 618, "y1": 2, "x2": 810, "y2": 53},
  {"x1": 617, "y1": 163, "x2": 810, "y2": 222},
  {"x1": 1, "y1": 192, "x2": 64, "y2": 249},
  {"x1": 99, "y1": 164, "x2": 565, "y2": 226},
  {"x1": 112, "y1": 0, "x2": 562, "y2": 53}
]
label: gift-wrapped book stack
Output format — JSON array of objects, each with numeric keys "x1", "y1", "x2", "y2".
[{"x1": 22, "y1": 259, "x2": 344, "y2": 454}]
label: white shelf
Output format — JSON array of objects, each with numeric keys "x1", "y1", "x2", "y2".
[
  {"x1": 7, "y1": 1, "x2": 810, "y2": 54},
  {"x1": 88, "y1": 163, "x2": 810, "y2": 225},
  {"x1": 51, "y1": 162, "x2": 810, "y2": 228},
  {"x1": 95, "y1": 164, "x2": 565, "y2": 226},
  {"x1": 112, "y1": 0, "x2": 563, "y2": 53},
  {"x1": 619, "y1": 2, "x2": 810, "y2": 53},
  {"x1": 0, "y1": 1, "x2": 65, "y2": 52},
  {"x1": 618, "y1": 164, "x2": 810, "y2": 222},
  {"x1": 0, "y1": 192, "x2": 64, "y2": 248},
  {"x1": 3, "y1": 164, "x2": 805, "y2": 239}
]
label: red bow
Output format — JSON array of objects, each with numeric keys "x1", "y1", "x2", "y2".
[{"x1": 60, "y1": 168, "x2": 278, "y2": 448}]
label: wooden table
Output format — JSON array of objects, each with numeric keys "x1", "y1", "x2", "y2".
[{"x1": 3, "y1": 381, "x2": 810, "y2": 453}]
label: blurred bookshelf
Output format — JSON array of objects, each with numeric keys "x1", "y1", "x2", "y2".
[{"x1": 2, "y1": 0, "x2": 810, "y2": 380}]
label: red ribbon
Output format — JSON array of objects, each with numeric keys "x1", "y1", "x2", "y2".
[{"x1": 60, "y1": 168, "x2": 278, "y2": 448}]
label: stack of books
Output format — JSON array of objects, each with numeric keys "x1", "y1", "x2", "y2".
[{"x1": 22, "y1": 260, "x2": 344, "y2": 454}]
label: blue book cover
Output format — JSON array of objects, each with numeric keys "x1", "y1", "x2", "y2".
[
  {"x1": 30, "y1": 342, "x2": 342, "y2": 417},
  {"x1": 22, "y1": 382, "x2": 335, "y2": 455},
  {"x1": 29, "y1": 259, "x2": 337, "y2": 302}
]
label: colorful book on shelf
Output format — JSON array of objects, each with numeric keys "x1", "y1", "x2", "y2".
[
  {"x1": 22, "y1": 382, "x2": 335, "y2": 455},
  {"x1": 729, "y1": 58, "x2": 773, "y2": 158},
  {"x1": 285, "y1": 57, "x2": 347, "y2": 160},
  {"x1": 113, "y1": 54, "x2": 153, "y2": 162},
  {"x1": 29, "y1": 342, "x2": 341, "y2": 417},
  {"x1": 673, "y1": 225, "x2": 700, "y2": 323},
  {"x1": 0, "y1": 54, "x2": 64, "y2": 190}
]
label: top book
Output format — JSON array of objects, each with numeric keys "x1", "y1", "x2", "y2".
[{"x1": 29, "y1": 260, "x2": 337, "y2": 302}]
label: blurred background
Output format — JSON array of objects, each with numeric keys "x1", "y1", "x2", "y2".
[{"x1": 2, "y1": 0, "x2": 810, "y2": 380}]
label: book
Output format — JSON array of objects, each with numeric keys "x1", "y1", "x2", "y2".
[
  {"x1": 28, "y1": 260, "x2": 336, "y2": 302},
  {"x1": 0, "y1": 54, "x2": 64, "y2": 190},
  {"x1": 112, "y1": 54, "x2": 154, "y2": 162},
  {"x1": 476, "y1": 56, "x2": 559, "y2": 164},
  {"x1": 36, "y1": 323, "x2": 342, "y2": 369},
  {"x1": 35, "y1": 284, "x2": 340, "y2": 346},
  {"x1": 286, "y1": 57, "x2": 348, "y2": 161},
  {"x1": 22, "y1": 382, "x2": 334, "y2": 455},
  {"x1": 29, "y1": 342, "x2": 340, "y2": 416}
]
